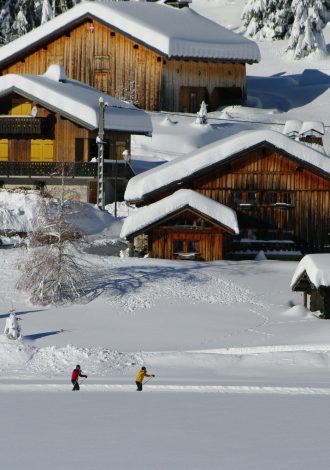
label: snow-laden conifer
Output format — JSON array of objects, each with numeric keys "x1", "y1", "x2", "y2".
[
  {"x1": 286, "y1": 0, "x2": 327, "y2": 59},
  {"x1": 0, "y1": 0, "x2": 16, "y2": 44},
  {"x1": 242, "y1": 0, "x2": 293, "y2": 40},
  {"x1": 41, "y1": 0, "x2": 53, "y2": 23}
]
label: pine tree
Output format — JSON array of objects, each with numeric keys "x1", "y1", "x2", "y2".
[
  {"x1": 0, "y1": 0, "x2": 16, "y2": 44},
  {"x1": 242, "y1": 0, "x2": 293, "y2": 40},
  {"x1": 286, "y1": 0, "x2": 327, "y2": 59},
  {"x1": 41, "y1": 0, "x2": 53, "y2": 24}
]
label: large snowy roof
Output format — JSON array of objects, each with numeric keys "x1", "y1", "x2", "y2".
[
  {"x1": 125, "y1": 129, "x2": 330, "y2": 202},
  {"x1": 291, "y1": 255, "x2": 330, "y2": 290},
  {"x1": 0, "y1": 65, "x2": 152, "y2": 134},
  {"x1": 121, "y1": 189, "x2": 239, "y2": 239},
  {"x1": 0, "y1": 1, "x2": 260, "y2": 64}
]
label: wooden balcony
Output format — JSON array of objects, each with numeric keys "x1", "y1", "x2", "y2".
[
  {"x1": 0, "y1": 161, "x2": 135, "y2": 179},
  {"x1": 0, "y1": 116, "x2": 53, "y2": 136}
]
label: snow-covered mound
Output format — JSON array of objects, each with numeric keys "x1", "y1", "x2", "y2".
[{"x1": 0, "y1": 190, "x2": 123, "y2": 239}]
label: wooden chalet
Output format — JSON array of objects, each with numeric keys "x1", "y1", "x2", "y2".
[
  {"x1": 0, "y1": 1, "x2": 260, "y2": 112},
  {"x1": 0, "y1": 65, "x2": 152, "y2": 203},
  {"x1": 124, "y1": 130, "x2": 330, "y2": 260},
  {"x1": 291, "y1": 254, "x2": 330, "y2": 319},
  {"x1": 121, "y1": 189, "x2": 239, "y2": 261}
]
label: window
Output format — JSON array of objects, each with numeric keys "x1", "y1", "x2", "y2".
[
  {"x1": 233, "y1": 191, "x2": 243, "y2": 204},
  {"x1": 188, "y1": 240, "x2": 199, "y2": 253},
  {"x1": 11, "y1": 97, "x2": 32, "y2": 116},
  {"x1": 75, "y1": 139, "x2": 84, "y2": 162},
  {"x1": 266, "y1": 192, "x2": 277, "y2": 205},
  {"x1": 282, "y1": 192, "x2": 292, "y2": 205},
  {"x1": 31, "y1": 139, "x2": 54, "y2": 162},
  {"x1": 173, "y1": 240, "x2": 183, "y2": 253},
  {"x1": 190, "y1": 93, "x2": 197, "y2": 113},
  {"x1": 108, "y1": 134, "x2": 130, "y2": 160},
  {"x1": 246, "y1": 192, "x2": 257, "y2": 204},
  {"x1": 0, "y1": 139, "x2": 8, "y2": 161}
]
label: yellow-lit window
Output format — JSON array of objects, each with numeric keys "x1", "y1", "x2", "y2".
[
  {"x1": 11, "y1": 98, "x2": 32, "y2": 116},
  {"x1": 31, "y1": 139, "x2": 54, "y2": 162},
  {"x1": 0, "y1": 139, "x2": 8, "y2": 161}
]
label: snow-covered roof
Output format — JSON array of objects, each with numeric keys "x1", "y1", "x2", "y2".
[
  {"x1": 283, "y1": 120, "x2": 325, "y2": 138},
  {"x1": 283, "y1": 120, "x2": 302, "y2": 136},
  {"x1": 121, "y1": 189, "x2": 239, "y2": 239},
  {"x1": 0, "y1": 65, "x2": 152, "y2": 134},
  {"x1": 291, "y1": 254, "x2": 330, "y2": 290},
  {"x1": 0, "y1": 1, "x2": 260, "y2": 64},
  {"x1": 299, "y1": 121, "x2": 325, "y2": 137},
  {"x1": 125, "y1": 129, "x2": 330, "y2": 202}
]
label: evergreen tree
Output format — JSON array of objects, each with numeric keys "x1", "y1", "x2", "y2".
[
  {"x1": 41, "y1": 0, "x2": 53, "y2": 24},
  {"x1": 286, "y1": 0, "x2": 327, "y2": 59},
  {"x1": 242, "y1": 0, "x2": 293, "y2": 40},
  {"x1": 0, "y1": 0, "x2": 16, "y2": 44}
]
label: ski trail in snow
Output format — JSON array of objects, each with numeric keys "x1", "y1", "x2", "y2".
[{"x1": 0, "y1": 383, "x2": 330, "y2": 395}]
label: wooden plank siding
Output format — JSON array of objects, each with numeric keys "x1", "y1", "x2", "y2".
[
  {"x1": 0, "y1": 93, "x2": 130, "y2": 163},
  {"x1": 151, "y1": 227, "x2": 225, "y2": 262},
  {"x1": 142, "y1": 146, "x2": 330, "y2": 253},
  {"x1": 161, "y1": 60, "x2": 246, "y2": 111},
  {"x1": 1, "y1": 20, "x2": 247, "y2": 111}
]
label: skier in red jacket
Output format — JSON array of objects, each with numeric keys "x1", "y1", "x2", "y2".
[{"x1": 71, "y1": 365, "x2": 87, "y2": 391}]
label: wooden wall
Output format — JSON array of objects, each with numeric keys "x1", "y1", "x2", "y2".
[
  {"x1": 1, "y1": 20, "x2": 246, "y2": 111},
  {"x1": 161, "y1": 60, "x2": 246, "y2": 111},
  {"x1": 144, "y1": 146, "x2": 330, "y2": 252},
  {"x1": 151, "y1": 228, "x2": 225, "y2": 261},
  {"x1": 0, "y1": 93, "x2": 131, "y2": 163}
]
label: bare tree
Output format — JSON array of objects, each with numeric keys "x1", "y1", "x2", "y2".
[{"x1": 17, "y1": 165, "x2": 88, "y2": 305}]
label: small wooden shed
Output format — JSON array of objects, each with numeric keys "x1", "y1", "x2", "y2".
[
  {"x1": 291, "y1": 254, "x2": 330, "y2": 318},
  {"x1": 121, "y1": 189, "x2": 239, "y2": 261}
]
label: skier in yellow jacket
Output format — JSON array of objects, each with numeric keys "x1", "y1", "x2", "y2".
[{"x1": 135, "y1": 366, "x2": 155, "y2": 391}]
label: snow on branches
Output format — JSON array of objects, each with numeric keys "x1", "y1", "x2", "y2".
[
  {"x1": 286, "y1": 0, "x2": 328, "y2": 59},
  {"x1": 241, "y1": 0, "x2": 293, "y2": 40},
  {"x1": 242, "y1": 0, "x2": 328, "y2": 59}
]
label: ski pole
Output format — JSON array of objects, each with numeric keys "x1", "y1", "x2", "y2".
[{"x1": 143, "y1": 376, "x2": 154, "y2": 385}]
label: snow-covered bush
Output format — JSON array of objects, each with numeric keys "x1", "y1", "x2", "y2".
[
  {"x1": 286, "y1": 0, "x2": 328, "y2": 59},
  {"x1": 4, "y1": 311, "x2": 21, "y2": 340}
]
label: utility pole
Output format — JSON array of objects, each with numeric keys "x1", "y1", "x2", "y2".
[{"x1": 97, "y1": 97, "x2": 107, "y2": 210}]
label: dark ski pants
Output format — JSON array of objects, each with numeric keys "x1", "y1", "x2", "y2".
[
  {"x1": 136, "y1": 381, "x2": 142, "y2": 391},
  {"x1": 72, "y1": 380, "x2": 80, "y2": 391}
]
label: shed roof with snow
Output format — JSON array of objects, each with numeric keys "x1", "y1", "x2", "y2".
[
  {"x1": 291, "y1": 254, "x2": 330, "y2": 291},
  {"x1": 124, "y1": 129, "x2": 330, "y2": 202},
  {"x1": 0, "y1": 65, "x2": 152, "y2": 134},
  {"x1": 120, "y1": 189, "x2": 239, "y2": 239},
  {"x1": 299, "y1": 121, "x2": 325, "y2": 137},
  {"x1": 0, "y1": 1, "x2": 260, "y2": 65}
]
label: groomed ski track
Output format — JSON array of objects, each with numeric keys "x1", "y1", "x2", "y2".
[{"x1": 1, "y1": 383, "x2": 330, "y2": 395}]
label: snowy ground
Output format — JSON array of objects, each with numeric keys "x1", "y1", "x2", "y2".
[
  {"x1": 2, "y1": 247, "x2": 330, "y2": 469},
  {"x1": 2, "y1": 1, "x2": 330, "y2": 468}
]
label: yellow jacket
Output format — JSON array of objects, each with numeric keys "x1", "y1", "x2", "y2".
[{"x1": 135, "y1": 369, "x2": 147, "y2": 382}]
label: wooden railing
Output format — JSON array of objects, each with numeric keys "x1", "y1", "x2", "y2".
[{"x1": 0, "y1": 161, "x2": 134, "y2": 178}]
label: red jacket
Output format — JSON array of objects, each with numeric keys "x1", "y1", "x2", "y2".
[{"x1": 71, "y1": 369, "x2": 86, "y2": 382}]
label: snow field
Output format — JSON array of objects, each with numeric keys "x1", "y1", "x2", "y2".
[{"x1": 2, "y1": 392, "x2": 330, "y2": 470}]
